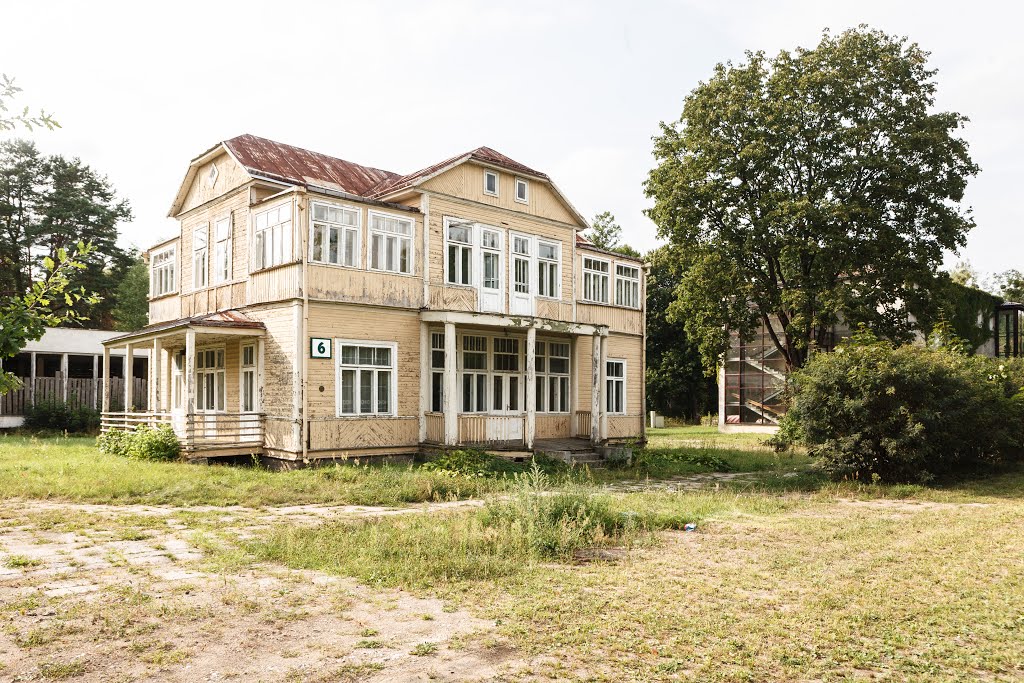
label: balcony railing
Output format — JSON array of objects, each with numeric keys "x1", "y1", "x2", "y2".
[{"x1": 100, "y1": 411, "x2": 264, "y2": 454}]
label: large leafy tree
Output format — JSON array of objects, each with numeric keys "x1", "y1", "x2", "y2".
[
  {"x1": 991, "y1": 269, "x2": 1024, "y2": 303},
  {"x1": 586, "y1": 211, "x2": 641, "y2": 258},
  {"x1": 645, "y1": 245, "x2": 715, "y2": 418},
  {"x1": 112, "y1": 255, "x2": 149, "y2": 331},
  {"x1": 645, "y1": 27, "x2": 978, "y2": 372}
]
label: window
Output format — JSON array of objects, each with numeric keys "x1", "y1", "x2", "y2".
[
  {"x1": 369, "y1": 211, "x2": 413, "y2": 274},
  {"x1": 192, "y1": 224, "x2": 208, "y2": 289},
  {"x1": 484, "y1": 171, "x2": 498, "y2": 197},
  {"x1": 615, "y1": 264, "x2": 640, "y2": 308},
  {"x1": 513, "y1": 236, "x2": 531, "y2": 295},
  {"x1": 461, "y1": 336, "x2": 487, "y2": 412},
  {"x1": 515, "y1": 178, "x2": 528, "y2": 203},
  {"x1": 606, "y1": 359, "x2": 625, "y2": 414},
  {"x1": 196, "y1": 348, "x2": 225, "y2": 412},
  {"x1": 253, "y1": 202, "x2": 293, "y2": 270},
  {"x1": 583, "y1": 256, "x2": 610, "y2": 303},
  {"x1": 213, "y1": 216, "x2": 231, "y2": 283},
  {"x1": 536, "y1": 340, "x2": 570, "y2": 413},
  {"x1": 446, "y1": 222, "x2": 473, "y2": 285},
  {"x1": 493, "y1": 338, "x2": 519, "y2": 372},
  {"x1": 538, "y1": 240, "x2": 560, "y2": 298},
  {"x1": 310, "y1": 202, "x2": 359, "y2": 268},
  {"x1": 241, "y1": 344, "x2": 256, "y2": 412},
  {"x1": 481, "y1": 229, "x2": 501, "y2": 291},
  {"x1": 336, "y1": 342, "x2": 396, "y2": 416},
  {"x1": 151, "y1": 245, "x2": 176, "y2": 297},
  {"x1": 172, "y1": 350, "x2": 183, "y2": 409},
  {"x1": 430, "y1": 332, "x2": 445, "y2": 412}
]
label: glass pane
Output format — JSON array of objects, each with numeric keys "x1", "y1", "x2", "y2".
[
  {"x1": 386, "y1": 235, "x2": 396, "y2": 271},
  {"x1": 399, "y1": 238, "x2": 410, "y2": 273},
  {"x1": 536, "y1": 377, "x2": 545, "y2": 412},
  {"x1": 344, "y1": 229, "x2": 356, "y2": 266},
  {"x1": 559, "y1": 377, "x2": 569, "y2": 412},
  {"x1": 448, "y1": 225, "x2": 471, "y2": 244},
  {"x1": 548, "y1": 379, "x2": 556, "y2": 413},
  {"x1": 359, "y1": 347, "x2": 374, "y2": 365},
  {"x1": 216, "y1": 372, "x2": 225, "y2": 411},
  {"x1": 460, "y1": 247, "x2": 472, "y2": 285},
  {"x1": 377, "y1": 371, "x2": 391, "y2": 413},
  {"x1": 462, "y1": 374, "x2": 472, "y2": 412},
  {"x1": 341, "y1": 369, "x2": 355, "y2": 413},
  {"x1": 431, "y1": 372, "x2": 443, "y2": 412},
  {"x1": 375, "y1": 347, "x2": 391, "y2": 366},
  {"x1": 313, "y1": 204, "x2": 328, "y2": 221},
  {"x1": 476, "y1": 374, "x2": 486, "y2": 412},
  {"x1": 329, "y1": 227, "x2": 339, "y2": 264},
  {"x1": 493, "y1": 375, "x2": 503, "y2": 411},
  {"x1": 509, "y1": 376, "x2": 519, "y2": 411},
  {"x1": 448, "y1": 245, "x2": 458, "y2": 282},
  {"x1": 371, "y1": 234, "x2": 381, "y2": 269},
  {"x1": 342, "y1": 346, "x2": 357, "y2": 364},
  {"x1": 483, "y1": 253, "x2": 499, "y2": 289},
  {"x1": 360, "y1": 370, "x2": 373, "y2": 413}
]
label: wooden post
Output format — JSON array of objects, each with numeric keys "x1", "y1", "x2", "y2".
[
  {"x1": 185, "y1": 329, "x2": 197, "y2": 450},
  {"x1": 569, "y1": 336, "x2": 579, "y2": 437},
  {"x1": 525, "y1": 325, "x2": 536, "y2": 449},
  {"x1": 590, "y1": 334, "x2": 601, "y2": 444},
  {"x1": 29, "y1": 351, "x2": 36, "y2": 407},
  {"x1": 92, "y1": 355, "x2": 99, "y2": 410},
  {"x1": 256, "y1": 337, "x2": 265, "y2": 412},
  {"x1": 419, "y1": 321, "x2": 429, "y2": 443},
  {"x1": 124, "y1": 343, "x2": 135, "y2": 412},
  {"x1": 152, "y1": 338, "x2": 162, "y2": 413},
  {"x1": 60, "y1": 353, "x2": 69, "y2": 403},
  {"x1": 101, "y1": 347, "x2": 110, "y2": 414},
  {"x1": 443, "y1": 321, "x2": 458, "y2": 446},
  {"x1": 599, "y1": 331, "x2": 609, "y2": 442}
]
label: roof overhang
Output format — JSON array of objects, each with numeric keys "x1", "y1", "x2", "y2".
[{"x1": 103, "y1": 311, "x2": 266, "y2": 348}]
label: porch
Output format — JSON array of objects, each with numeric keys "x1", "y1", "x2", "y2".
[{"x1": 101, "y1": 311, "x2": 267, "y2": 458}]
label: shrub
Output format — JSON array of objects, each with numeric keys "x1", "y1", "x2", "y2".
[
  {"x1": 420, "y1": 449, "x2": 565, "y2": 478},
  {"x1": 776, "y1": 336, "x2": 1024, "y2": 483},
  {"x1": 98, "y1": 424, "x2": 180, "y2": 461},
  {"x1": 23, "y1": 401, "x2": 100, "y2": 434}
]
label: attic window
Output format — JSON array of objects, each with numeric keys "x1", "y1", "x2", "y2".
[
  {"x1": 207, "y1": 163, "x2": 218, "y2": 186},
  {"x1": 515, "y1": 178, "x2": 528, "y2": 204},
  {"x1": 483, "y1": 171, "x2": 498, "y2": 197}
]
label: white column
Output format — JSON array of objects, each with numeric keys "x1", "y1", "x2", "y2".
[
  {"x1": 92, "y1": 355, "x2": 99, "y2": 410},
  {"x1": 569, "y1": 336, "x2": 579, "y2": 437},
  {"x1": 525, "y1": 325, "x2": 536, "y2": 449},
  {"x1": 599, "y1": 332, "x2": 609, "y2": 442},
  {"x1": 185, "y1": 329, "x2": 197, "y2": 447},
  {"x1": 124, "y1": 344, "x2": 135, "y2": 412},
  {"x1": 152, "y1": 338, "x2": 162, "y2": 413},
  {"x1": 256, "y1": 337, "x2": 265, "y2": 412},
  {"x1": 419, "y1": 321, "x2": 429, "y2": 443},
  {"x1": 590, "y1": 334, "x2": 601, "y2": 444},
  {"x1": 29, "y1": 352, "x2": 36, "y2": 407},
  {"x1": 443, "y1": 321, "x2": 458, "y2": 446},
  {"x1": 60, "y1": 353, "x2": 69, "y2": 403},
  {"x1": 101, "y1": 347, "x2": 110, "y2": 413}
]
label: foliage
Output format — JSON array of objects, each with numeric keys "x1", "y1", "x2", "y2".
[
  {"x1": 23, "y1": 400, "x2": 99, "y2": 433},
  {"x1": 0, "y1": 241, "x2": 99, "y2": 394},
  {"x1": 97, "y1": 425, "x2": 180, "y2": 461},
  {"x1": 586, "y1": 211, "x2": 641, "y2": 257},
  {"x1": 112, "y1": 256, "x2": 149, "y2": 331},
  {"x1": 0, "y1": 74, "x2": 58, "y2": 132},
  {"x1": 630, "y1": 446, "x2": 732, "y2": 473},
  {"x1": 774, "y1": 334, "x2": 1024, "y2": 483},
  {"x1": 419, "y1": 448, "x2": 565, "y2": 478},
  {"x1": 644, "y1": 245, "x2": 716, "y2": 415},
  {"x1": 645, "y1": 27, "x2": 979, "y2": 373},
  {"x1": 0, "y1": 140, "x2": 133, "y2": 329},
  {"x1": 991, "y1": 268, "x2": 1024, "y2": 303}
]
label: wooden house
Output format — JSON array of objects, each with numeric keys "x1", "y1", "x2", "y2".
[{"x1": 101, "y1": 135, "x2": 646, "y2": 463}]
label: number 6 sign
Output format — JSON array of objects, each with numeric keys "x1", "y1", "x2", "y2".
[{"x1": 310, "y1": 337, "x2": 331, "y2": 359}]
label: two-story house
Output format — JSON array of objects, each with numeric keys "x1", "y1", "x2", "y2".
[{"x1": 101, "y1": 135, "x2": 646, "y2": 464}]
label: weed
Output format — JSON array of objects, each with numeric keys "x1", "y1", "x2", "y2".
[{"x1": 411, "y1": 642, "x2": 438, "y2": 656}]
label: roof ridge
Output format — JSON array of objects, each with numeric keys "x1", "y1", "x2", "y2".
[{"x1": 226, "y1": 133, "x2": 401, "y2": 179}]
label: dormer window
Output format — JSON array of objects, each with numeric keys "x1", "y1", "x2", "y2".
[
  {"x1": 515, "y1": 178, "x2": 528, "y2": 204},
  {"x1": 484, "y1": 170, "x2": 498, "y2": 197}
]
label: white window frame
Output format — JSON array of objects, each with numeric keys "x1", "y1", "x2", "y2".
[
  {"x1": 582, "y1": 255, "x2": 611, "y2": 304},
  {"x1": 213, "y1": 215, "x2": 232, "y2": 284},
  {"x1": 535, "y1": 339, "x2": 570, "y2": 414},
  {"x1": 368, "y1": 210, "x2": 414, "y2": 275},
  {"x1": 309, "y1": 201, "x2": 361, "y2": 269},
  {"x1": 195, "y1": 346, "x2": 226, "y2": 413},
  {"x1": 252, "y1": 201, "x2": 294, "y2": 271},
  {"x1": 334, "y1": 339, "x2": 398, "y2": 417},
  {"x1": 606, "y1": 358, "x2": 626, "y2": 415},
  {"x1": 459, "y1": 334, "x2": 489, "y2": 413},
  {"x1": 192, "y1": 223, "x2": 209, "y2": 290},
  {"x1": 483, "y1": 170, "x2": 499, "y2": 197},
  {"x1": 615, "y1": 263, "x2": 641, "y2": 309},
  {"x1": 430, "y1": 332, "x2": 445, "y2": 413},
  {"x1": 537, "y1": 239, "x2": 561, "y2": 299},
  {"x1": 444, "y1": 218, "x2": 474, "y2": 287},
  {"x1": 240, "y1": 343, "x2": 257, "y2": 413},
  {"x1": 514, "y1": 177, "x2": 529, "y2": 204},
  {"x1": 151, "y1": 244, "x2": 177, "y2": 297}
]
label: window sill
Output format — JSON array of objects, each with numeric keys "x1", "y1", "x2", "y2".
[
  {"x1": 577, "y1": 300, "x2": 642, "y2": 312},
  {"x1": 250, "y1": 260, "x2": 302, "y2": 275},
  {"x1": 148, "y1": 292, "x2": 179, "y2": 302}
]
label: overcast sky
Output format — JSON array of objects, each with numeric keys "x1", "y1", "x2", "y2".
[{"x1": 1, "y1": 0, "x2": 1020, "y2": 278}]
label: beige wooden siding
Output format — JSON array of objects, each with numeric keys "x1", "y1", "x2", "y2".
[
  {"x1": 536, "y1": 414, "x2": 570, "y2": 439},
  {"x1": 178, "y1": 151, "x2": 251, "y2": 216},
  {"x1": 244, "y1": 304, "x2": 299, "y2": 427},
  {"x1": 605, "y1": 333, "x2": 644, "y2": 423},
  {"x1": 149, "y1": 295, "x2": 181, "y2": 325},
  {"x1": 308, "y1": 418, "x2": 418, "y2": 451},
  {"x1": 307, "y1": 265, "x2": 422, "y2": 308},
  {"x1": 607, "y1": 415, "x2": 643, "y2": 439},
  {"x1": 576, "y1": 335, "x2": 594, "y2": 410},
  {"x1": 575, "y1": 303, "x2": 644, "y2": 336}
]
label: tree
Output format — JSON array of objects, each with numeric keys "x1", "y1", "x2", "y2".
[
  {"x1": 1, "y1": 243, "x2": 99, "y2": 394},
  {"x1": 112, "y1": 255, "x2": 149, "y2": 331},
  {"x1": 587, "y1": 211, "x2": 641, "y2": 258},
  {"x1": 645, "y1": 245, "x2": 715, "y2": 419},
  {"x1": 645, "y1": 27, "x2": 978, "y2": 372},
  {"x1": 0, "y1": 74, "x2": 58, "y2": 132},
  {"x1": 948, "y1": 260, "x2": 979, "y2": 288},
  {"x1": 991, "y1": 269, "x2": 1024, "y2": 302}
]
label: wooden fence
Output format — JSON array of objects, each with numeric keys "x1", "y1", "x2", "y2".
[{"x1": 0, "y1": 377, "x2": 147, "y2": 415}]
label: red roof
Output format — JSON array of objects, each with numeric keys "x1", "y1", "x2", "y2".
[
  {"x1": 369, "y1": 146, "x2": 548, "y2": 198},
  {"x1": 223, "y1": 134, "x2": 401, "y2": 196}
]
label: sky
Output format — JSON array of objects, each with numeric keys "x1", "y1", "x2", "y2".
[{"x1": 1, "y1": 0, "x2": 1020, "y2": 279}]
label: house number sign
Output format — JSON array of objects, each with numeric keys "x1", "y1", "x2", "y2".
[{"x1": 310, "y1": 338, "x2": 331, "y2": 359}]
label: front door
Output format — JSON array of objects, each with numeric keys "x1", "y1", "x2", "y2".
[
  {"x1": 478, "y1": 228, "x2": 504, "y2": 313},
  {"x1": 196, "y1": 348, "x2": 225, "y2": 438},
  {"x1": 488, "y1": 372, "x2": 524, "y2": 442},
  {"x1": 510, "y1": 234, "x2": 534, "y2": 316}
]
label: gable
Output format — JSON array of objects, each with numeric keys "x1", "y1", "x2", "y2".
[
  {"x1": 172, "y1": 150, "x2": 253, "y2": 217},
  {"x1": 418, "y1": 162, "x2": 583, "y2": 227}
]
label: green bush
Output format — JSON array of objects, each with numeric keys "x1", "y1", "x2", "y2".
[
  {"x1": 775, "y1": 335, "x2": 1024, "y2": 483},
  {"x1": 23, "y1": 401, "x2": 100, "y2": 433},
  {"x1": 97, "y1": 424, "x2": 180, "y2": 461},
  {"x1": 420, "y1": 448, "x2": 565, "y2": 478}
]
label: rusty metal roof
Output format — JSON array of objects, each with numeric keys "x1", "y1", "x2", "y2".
[
  {"x1": 224, "y1": 134, "x2": 401, "y2": 196},
  {"x1": 103, "y1": 310, "x2": 265, "y2": 344},
  {"x1": 369, "y1": 146, "x2": 549, "y2": 198}
]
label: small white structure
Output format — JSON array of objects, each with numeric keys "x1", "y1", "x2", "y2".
[{"x1": 0, "y1": 328, "x2": 148, "y2": 428}]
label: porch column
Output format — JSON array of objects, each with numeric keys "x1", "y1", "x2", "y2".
[
  {"x1": 29, "y1": 352, "x2": 36, "y2": 407},
  {"x1": 101, "y1": 347, "x2": 110, "y2": 413},
  {"x1": 60, "y1": 353, "x2": 69, "y2": 403},
  {"x1": 599, "y1": 331, "x2": 609, "y2": 442},
  {"x1": 92, "y1": 355, "x2": 99, "y2": 410},
  {"x1": 569, "y1": 336, "x2": 579, "y2": 437},
  {"x1": 184, "y1": 329, "x2": 197, "y2": 448},
  {"x1": 419, "y1": 321, "x2": 429, "y2": 443},
  {"x1": 124, "y1": 343, "x2": 135, "y2": 412},
  {"x1": 151, "y1": 338, "x2": 162, "y2": 413},
  {"x1": 590, "y1": 334, "x2": 601, "y2": 444},
  {"x1": 443, "y1": 321, "x2": 458, "y2": 446},
  {"x1": 525, "y1": 325, "x2": 536, "y2": 449}
]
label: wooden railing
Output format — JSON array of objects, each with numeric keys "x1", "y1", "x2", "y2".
[
  {"x1": 424, "y1": 412, "x2": 444, "y2": 444},
  {"x1": 575, "y1": 411, "x2": 593, "y2": 438},
  {"x1": 2, "y1": 377, "x2": 147, "y2": 415},
  {"x1": 100, "y1": 411, "x2": 172, "y2": 432},
  {"x1": 101, "y1": 411, "x2": 264, "y2": 452},
  {"x1": 458, "y1": 414, "x2": 525, "y2": 447}
]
